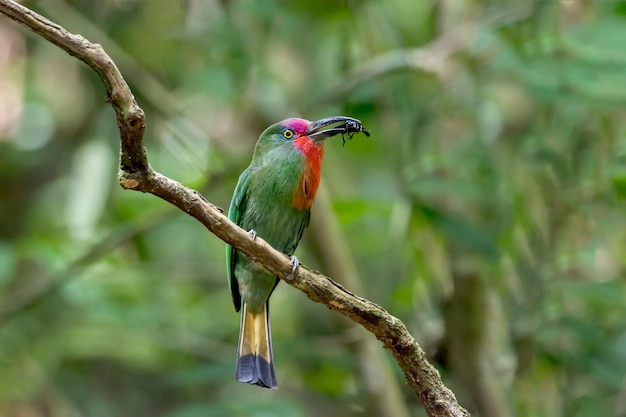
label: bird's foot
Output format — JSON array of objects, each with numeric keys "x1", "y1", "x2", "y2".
[
  {"x1": 287, "y1": 255, "x2": 299, "y2": 280},
  {"x1": 248, "y1": 229, "x2": 257, "y2": 240}
]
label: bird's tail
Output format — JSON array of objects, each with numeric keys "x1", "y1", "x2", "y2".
[{"x1": 235, "y1": 302, "x2": 277, "y2": 389}]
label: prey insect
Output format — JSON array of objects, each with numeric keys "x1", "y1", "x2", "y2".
[{"x1": 341, "y1": 120, "x2": 370, "y2": 146}]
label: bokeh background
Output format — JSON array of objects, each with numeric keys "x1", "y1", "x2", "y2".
[{"x1": 1, "y1": 1, "x2": 626, "y2": 416}]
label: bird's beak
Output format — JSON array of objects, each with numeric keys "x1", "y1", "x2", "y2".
[{"x1": 305, "y1": 116, "x2": 363, "y2": 143}]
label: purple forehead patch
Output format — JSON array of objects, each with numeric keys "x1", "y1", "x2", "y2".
[{"x1": 281, "y1": 118, "x2": 310, "y2": 134}]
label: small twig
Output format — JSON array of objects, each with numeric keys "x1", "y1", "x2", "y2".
[
  {"x1": 0, "y1": 2, "x2": 469, "y2": 416},
  {"x1": 314, "y1": 24, "x2": 473, "y2": 105},
  {"x1": 311, "y1": 5, "x2": 533, "y2": 106}
]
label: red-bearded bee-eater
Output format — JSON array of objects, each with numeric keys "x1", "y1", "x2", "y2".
[{"x1": 226, "y1": 116, "x2": 369, "y2": 388}]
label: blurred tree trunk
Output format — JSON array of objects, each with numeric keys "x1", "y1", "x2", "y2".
[{"x1": 444, "y1": 257, "x2": 513, "y2": 417}]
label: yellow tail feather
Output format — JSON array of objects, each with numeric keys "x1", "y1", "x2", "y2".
[{"x1": 235, "y1": 303, "x2": 277, "y2": 388}]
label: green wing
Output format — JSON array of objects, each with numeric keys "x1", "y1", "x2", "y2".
[{"x1": 226, "y1": 167, "x2": 252, "y2": 312}]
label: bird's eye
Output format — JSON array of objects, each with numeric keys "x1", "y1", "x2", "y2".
[{"x1": 282, "y1": 129, "x2": 295, "y2": 140}]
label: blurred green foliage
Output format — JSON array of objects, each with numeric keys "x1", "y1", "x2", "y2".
[{"x1": 1, "y1": 1, "x2": 626, "y2": 416}]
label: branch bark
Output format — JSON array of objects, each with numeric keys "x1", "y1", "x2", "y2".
[{"x1": 0, "y1": 2, "x2": 469, "y2": 416}]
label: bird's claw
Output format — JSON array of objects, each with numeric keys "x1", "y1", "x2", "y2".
[
  {"x1": 248, "y1": 229, "x2": 257, "y2": 240},
  {"x1": 287, "y1": 255, "x2": 299, "y2": 280}
]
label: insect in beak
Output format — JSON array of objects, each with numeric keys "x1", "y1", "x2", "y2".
[{"x1": 306, "y1": 116, "x2": 370, "y2": 143}]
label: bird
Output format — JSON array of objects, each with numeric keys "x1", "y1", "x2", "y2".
[{"x1": 225, "y1": 116, "x2": 367, "y2": 388}]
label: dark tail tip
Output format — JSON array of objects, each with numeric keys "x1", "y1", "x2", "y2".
[{"x1": 236, "y1": 353, "x2": 277, "y2": 389}]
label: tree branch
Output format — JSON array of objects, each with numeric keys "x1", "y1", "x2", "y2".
[
  {"x1": 0, "y1": 2, "x2": 469, "y2": 416},
  {"x1": 308, "y1": 186, "x2": 412, "y2": 417}
]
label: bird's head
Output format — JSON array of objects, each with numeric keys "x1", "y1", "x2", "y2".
[{"x1": 257, "y1": 116, "x2": 366, "y2": 147}]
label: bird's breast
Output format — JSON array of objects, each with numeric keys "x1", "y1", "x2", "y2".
[
  {"x1": 293, "y1": 165, "x2": 320, "y2": 210},
  {"x1": 292, "y1": 137, "x2": 324, "y2": 210}
]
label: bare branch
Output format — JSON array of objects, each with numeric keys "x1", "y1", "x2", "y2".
[{"x1": 0, "y1": 1, "x2": 469, "y2": 416}]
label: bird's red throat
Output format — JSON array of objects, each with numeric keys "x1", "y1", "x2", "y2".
[{"x1": 292, "y1": 136, "x2": 324, "y2": 210}]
